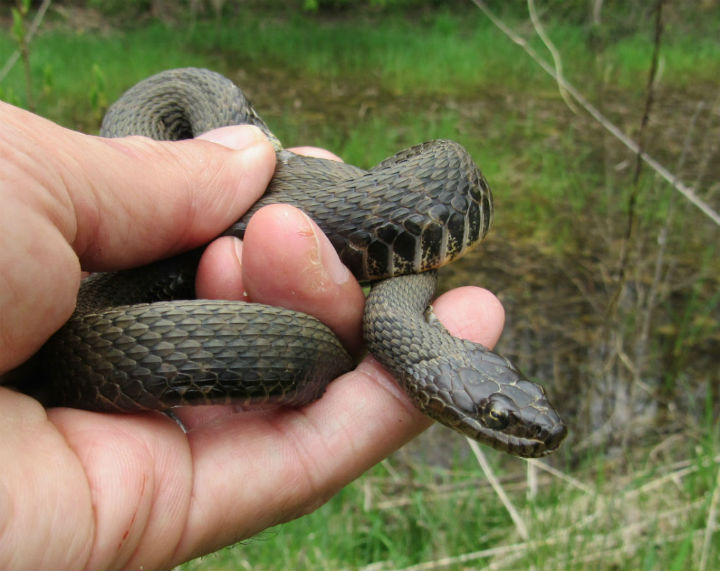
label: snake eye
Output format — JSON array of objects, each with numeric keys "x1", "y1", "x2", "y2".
[
  {"x1": 483, "y1": 394, "x2": 514, "y2": 430},
  {"x1": 486, "y1": 406, "x2": 510, "y2": 430}
]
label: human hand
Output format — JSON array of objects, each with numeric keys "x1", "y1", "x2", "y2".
[{"x1": 0, "y1": 102, "x2": 506, "y2": 569}]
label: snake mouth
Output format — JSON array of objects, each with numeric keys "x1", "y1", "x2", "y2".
[{"x1": 455, "y1": 415, "x2": 568, "y2": 458}]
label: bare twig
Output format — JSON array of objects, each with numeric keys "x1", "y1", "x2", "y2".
[
  {"x1": 631, "y1": 0, "x2": 665, "y2": 188},
  {"x1": 527, "y1": 458, "x2": 594, "y2": 494},
  {"x1": 616, "y1": 0, "x2": 664, "y2": 290},
  {"x1": 699, "y1": 463, "x2": 720, "y2": 571},
  {"x1": 466, "y1": 438, "x2": 529, "y2": 540},
  {"x1": 526, "y1": 458, "x2": 537, "y2": 500},
  {"x1": 616, "y1": 0, "x2": 666, "y2": 453},
  {"x1": 383, "y1": 533, "x2": 565, "y2": 571},
  {"x1": 0, "y1": 0, "x2": 53, "y2": 84},
  {"x1": 469, "y1": 0, "x2": 720, "y2": 226},
  {"x1": 526, "y1": 0, "x2": 577, "y2": 113}
]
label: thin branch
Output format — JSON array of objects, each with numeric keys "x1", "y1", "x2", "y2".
[
  {"x1": 699, "y1": 462, "x2": 720, "y2": 571},
  {"x1": 618, "y1": 0, "x2": 665, "y2": 453},
  {"x1": 631, "y1": 0, "x2": 664, "y2": 188},
  {"x1": 466, "y1": 438, "x2": 529, "y2": 540},
  {"x1": 470, "y1": 0, "x2": 720, "y2": 226},
  {"x1": 527, "y1": 0, "x2": 578, "y2": 113},
  {"x1": 0, "y1": 0, "x2": 53, "y2": 84},
  {"x1": 527, "y1": 458, "x2": 594, "y2": 494}
]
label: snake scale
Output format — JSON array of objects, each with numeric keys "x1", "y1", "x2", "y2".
[{"x1": 18, "y1": 68, "x2": 566, "y2": 458}]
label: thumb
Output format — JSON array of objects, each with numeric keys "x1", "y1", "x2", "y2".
[
  {"x1": 0, "y1": 102, "x2": 275, "y2": 371},
  {"x1": 55, "y1": 120, "x2": 274, "y2": 270}
]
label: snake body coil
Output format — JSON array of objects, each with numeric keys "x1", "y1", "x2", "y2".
[{"x1": 24, "y1": 68, "x2": 566, "y2": 457}]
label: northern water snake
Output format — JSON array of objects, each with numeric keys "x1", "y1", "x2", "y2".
[{"x1": 17, "y1": 68, "x2": 566, "y2": 458}]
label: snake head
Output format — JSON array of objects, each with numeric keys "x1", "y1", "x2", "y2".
[
  {"x1": 471, "y1": 385, "x2": 568, "y2": 457},
  {"x1": 409, "y1": 343, "x2": 567, "y2": 458}
]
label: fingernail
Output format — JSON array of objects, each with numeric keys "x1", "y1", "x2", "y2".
[
  {"x1": 231, "y1": 237, "x2": 251, "y2": 301},
  {"x1": 198, "y1": 125, "x2": 268, "y2": 150},
  {"x1": 301, "y1": 211, "x2": 351, "y2": 285},
  {"x1": 231, "y1": 236, "x2": 244, "y2": 266}
]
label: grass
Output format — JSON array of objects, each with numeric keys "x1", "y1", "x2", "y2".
[
  {"x1": 2, "y1": 10, "x2": 717, "y2": 239},
  {"x1": 0, "y1": 9, "x2": 608, "y2": 237},
  {"x1": 178, "y1": 421, "x2": 720, "y2": 570},
  {"x1": 3, "y1": 7, "x2": 719, "y2": 121},
  {"x1": 2, "y1": 5, "x2": 719, "y2": 570}
]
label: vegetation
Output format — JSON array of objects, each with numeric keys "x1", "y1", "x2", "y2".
[
  {"x1": 1, "y1": 1, "x2": 719, "y2": 569},
  {"x1": 179, "y1": 421, "x2": 720, "y2": 570}
]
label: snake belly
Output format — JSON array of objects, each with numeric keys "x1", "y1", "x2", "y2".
[{"x1": 25, "y1": 68, "x2": 565, "y2": 458}]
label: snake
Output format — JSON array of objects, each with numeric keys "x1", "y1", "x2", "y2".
[{"x1": 17, "y1": 68, "x2": 566, "y2": 458}]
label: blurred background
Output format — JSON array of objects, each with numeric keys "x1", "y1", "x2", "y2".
[{"x1": 1, "y1": 1, "x2": 719, "y2": 569}]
